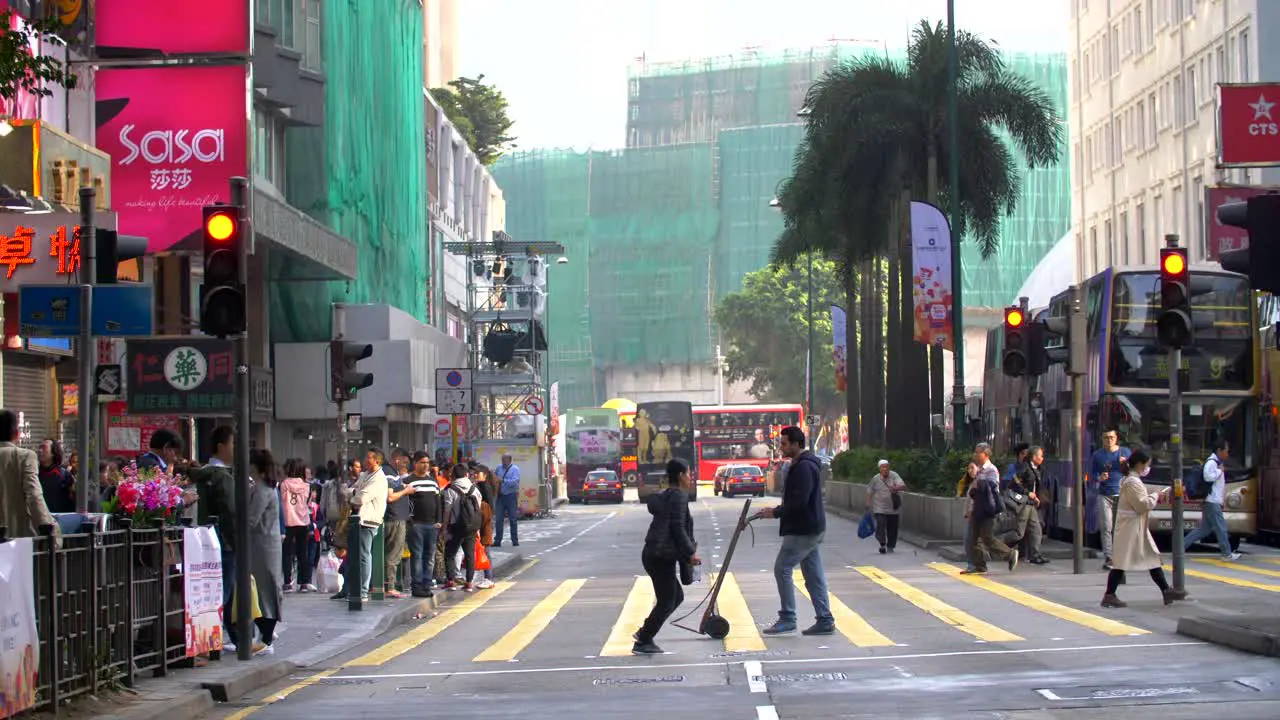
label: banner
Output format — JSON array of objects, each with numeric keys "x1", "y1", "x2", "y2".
[
  {"x1": 0, "y1": 538, "x2": 38, "y2": 718},
  {"x1": 548, "y1": 382, "x2": 560, "y2": 437},
  {"x1": 472, "y1": 444, "x2": 543, "y2": 514},
  {"x1": 182, "y1": 527, "x2": 224, "y2": 657},
  {"x1": 910, "y1": 201, "x2": 955, "y2": 352},
  {"x1": 831, "y1": 305, "x2": 847, "y2": 392}
]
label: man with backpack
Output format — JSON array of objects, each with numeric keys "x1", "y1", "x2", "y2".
[
  {"x1": 1181, "y1": 440, "x2": 1241, "y2": 561},
  {"x1": 442, "y1": 464, "x2": 483, "y2": 592},
  {"x1": 493, "y1": 454, "x2": 521, "y2": 547}
]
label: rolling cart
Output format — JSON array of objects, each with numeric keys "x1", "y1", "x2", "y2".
[{"x1": 673, "y1": 498, "x2": 756, "y2": 640}]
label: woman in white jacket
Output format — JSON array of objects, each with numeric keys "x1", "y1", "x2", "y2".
[{"x1": 1101, "y1": 450, "x2": 1187, "y2": 608}]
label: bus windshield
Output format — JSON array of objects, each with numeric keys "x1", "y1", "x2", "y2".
[{"x1": 1098, "y1": 393, "x2": 1253, "y2": 482}]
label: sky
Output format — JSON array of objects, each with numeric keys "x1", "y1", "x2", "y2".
[{"x1": 458, "y1": 0, "x2": 1070, "y2": 151}]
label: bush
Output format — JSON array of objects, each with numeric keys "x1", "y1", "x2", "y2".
[{"x1": 831, "y1": 446, "x2": 972, "y2": 497}]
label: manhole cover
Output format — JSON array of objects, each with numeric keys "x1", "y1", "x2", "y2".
[
  {"x1": 593, "y1": 675, "x2": 686, "y2": 686},
  {"x1": 763, "y1": 672, "x2": 848, "y2": 683}
]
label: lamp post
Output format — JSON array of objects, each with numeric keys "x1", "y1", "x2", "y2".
[{"x1": 946, "y1": 0, "x2": 967, "y2": 444}]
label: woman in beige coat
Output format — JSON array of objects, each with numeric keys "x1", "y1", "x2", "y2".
[{"x1": 1101, "y1": 450, "x2": 1187, "y2": 607}]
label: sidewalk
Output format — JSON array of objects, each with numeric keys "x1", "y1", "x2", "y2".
[{"x1": 68, "y1": 549, "x2": 523, "y2": 720}]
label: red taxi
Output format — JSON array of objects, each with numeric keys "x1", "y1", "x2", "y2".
[
  {"x1": 581, "y1": 469, "x2": 625, "y2": 504},
  {"x1": 713, "y1": 464, "x2": 767, "y2": 498}
]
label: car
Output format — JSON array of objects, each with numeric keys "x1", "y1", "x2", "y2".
[
  {"x1": 581, "y1": 469, "x2": 624, "y2": 504},
  {"x1": 638, "y1": 470, "x2": 699, "y2": 502},
  {"x1": 717, "y1": 464, "x2": 767, "y2": 498}
]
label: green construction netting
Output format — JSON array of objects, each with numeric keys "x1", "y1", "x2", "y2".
[{"x1": 269, "y1": 0, "x2": 428, "y2": 342}]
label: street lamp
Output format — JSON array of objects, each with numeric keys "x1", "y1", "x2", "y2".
[
  {"x1": 770, "y1": 195, "x2": 814, "y2": 416},
  {"x1": 946, "y1": 0, "x2": 967, "y2": 444}
]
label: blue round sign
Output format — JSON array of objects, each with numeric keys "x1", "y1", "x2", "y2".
[{"x1": 446, "y1": 370, "x2": 464, "y2": 387}]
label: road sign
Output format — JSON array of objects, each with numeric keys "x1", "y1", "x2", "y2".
[
  {"x1": 1218, "y1": 83, "x2": 1280, "y2": 166},
  {"x1": 434, "y1": 418, "x2": 452, "y2": 437},
  {"x1": 95, "y1": 364, "x2": 122, "y2": 396},
  {"x1": 435, "y1": 368, "x2": 473, "y2": 415},
  {"x1": 93, "y1": 285, "x2": 154, "y2": 336},
  {"x1": 524, "y1": 395, "x2": 544, "y2": 415},
  {"x1": 19, "y1": 285, "x2": 80, "y2": 336}
]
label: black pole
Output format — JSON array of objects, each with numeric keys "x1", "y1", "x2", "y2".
[
  {"x1": 229, "y1": 177, "x2": 253, "y2": 661},
  {"x1": 76, "y1": 188, "x2": 96, "y2": 513}
]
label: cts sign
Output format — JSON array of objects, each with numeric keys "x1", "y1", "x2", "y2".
[{"x1": 1218, "y1": 83, "x2": 1280, "y2": 165}]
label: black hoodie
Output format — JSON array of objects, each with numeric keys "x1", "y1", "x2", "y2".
[
  {"x1": 643, "y1": 487, "x2": 697, "y2": 561},
  {"x1": 778, "y1": 451, "x2": 825, "y2": 536}
]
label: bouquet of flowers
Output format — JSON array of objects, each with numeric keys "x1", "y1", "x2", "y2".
[{"x1": 102, "y1": 461, "x2": 186, "y2": 528}]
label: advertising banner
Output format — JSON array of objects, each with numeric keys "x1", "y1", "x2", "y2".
[
  {"x1": 94, "y1": 0, "x2": 250, "y2": 55},
  {"x1": 105, "y1": 401, "x2": 181, "y2": 454},
  {"x1": 1217, "y1": 83, "x2": 1280, "y2": 166},
  {"x1": 95, "y1": 65, "x2": 249, "y2": 253},
  {"x1": 182, "y1": 527, "x2": 224, "y2": 657},
  {"x1": 0, "y1": 538, "x2": 38, "y2": 718},
  {"x1": 1205, "y1": 186, "x2": 1274, "y2": 259},
  {"x1": 910, "y1": 201, "x2": 955, "y2": 352},
  {"x1": 472, "y1": 444, "x2": 543, "y2": 515},
  {"x1": 831, "y1": 305, "x2": 847, "y2": 393},
  {"x1": 548, "y1": 382, "x2": 560, "y2": 437}
]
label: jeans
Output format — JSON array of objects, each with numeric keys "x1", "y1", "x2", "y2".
[
  {"x1": 773, "y1": 533, "x2": 833, "y2": 624},
  {"x1": 495, "y1": 493, "x2": 519, "y2": 545},
  {"x1": 281, "y1": 526, "x2": 312, "y2": 585},
  {"x1": 358, "y1": 525, "x2": 376, "y2": 595},
  {"x1": 408, "y1": 523, "x2": 439, "y2": 590},
  {"x1": 637, "y1": 550, "x2": 683, "y2": 643},
  {"x1": 1183, "y1": 501, "x2": 1232, "y2": 557},
  {"x1": 445, "y1": 533, "x2": 476, "y2": 585},
  {"x1": 383, "y1": 520, "x2": 407, "y2": 590},
  {"x1": 873, "y1": 513, "x2": 899, "y2": 550},
  {"x1": 1097, "y1": 494, "x2": 1119, "y2": 559}
]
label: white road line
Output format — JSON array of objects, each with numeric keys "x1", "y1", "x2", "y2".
[
  {"x1": 744, "y1": 660, "x2": 767, "y2": 693},
  {"x1": 755, "y1": 706, "x2": 780, "y2": 720},
  {"x1": 1036, "y1": 689, "x2": 1062, "y2": 701},
  {"x1": 526, "y1": 512, "x2": 618, "y2": 558},
  {"x1": 315, "y1": 641, "x2": 1204, "y2": 681}
]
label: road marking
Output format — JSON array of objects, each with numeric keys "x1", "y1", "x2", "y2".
[
  {"x1": 1195, "y1": 557, "x2": 1280, "y2": 578},
  {"x1": 321, "y1": 641, "x2": 1203, "y2": 681},
  {"x1": 744, "y1": 660, "x2": 767, "y2": 692},
  {"x1": 600, "y1": 576, "x2": 656, "y2": 657},
  {"x1": 346, "y1": 582, "x2": 515, "y2": 666},
  {"x1": 756, "y1": 706, "x2": 780, "y2": 720},
  {"x1": 853, "y1": 566, "x2": 1022, "y2": 643},
  {"x1": 222, "y1": 668, "x2": 339, "y2": 719},
  {"x1": 1167, "y1": 564, "x2": 1280, "y2": 592},
  {"x1": 794, "y1": 570, "x2": 895, "y2": 647},
  {"x1": 1036, "y1": 689, "x2": 1062, "y2": 701},
  {"x1": 928, "y1": 562, "x2": 1147, "y2": 637},
  {"x1": 527, "y1": 511, "x2": 618, "y2": 558},
  {"x1": 716, "y1": 572, "x2": 767, "y2": 652},
  {"x1": 474, "y1": 579, "x2": 587, "y2": 662}
]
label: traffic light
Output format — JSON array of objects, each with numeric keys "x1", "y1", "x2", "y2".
[
  {"x1": 94, "y1": 229, "x2": 148, "y2": 284},
  {"x1": 1157, "y1": 247, "x2": 1193, "y2": 348},
  {"x1": 1001, "y1": 306, "x2": 1028, "y2": 376},
  {"x1": 329, "y1": 340, "x2": 374, "y2": 402},
  {"x1": 200, "y1": 204, "x2": 246, "y2": 337},
  {"x1": 1042, "y1": 286, "x2": 1087, "y2": 376},
  {"x1": 1217, "y1": 194, "x2": 1280, "y2": 293}
]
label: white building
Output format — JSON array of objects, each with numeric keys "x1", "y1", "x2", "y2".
[{"x1": 1068, "y1": 0, "x2": 1274, "y2": 278}]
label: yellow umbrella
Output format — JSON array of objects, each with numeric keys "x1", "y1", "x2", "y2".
[{"x1": 602, "y1": 398, "x2": 636, "y2": 413}]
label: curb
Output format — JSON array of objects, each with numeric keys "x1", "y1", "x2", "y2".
[{"x1": 1177, "y1": 616, "x2": 1280, "y2": 657}]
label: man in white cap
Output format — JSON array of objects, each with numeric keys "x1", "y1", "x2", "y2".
[{"x1": 867, "y1": 459, "x2": 905, "y2": 553}]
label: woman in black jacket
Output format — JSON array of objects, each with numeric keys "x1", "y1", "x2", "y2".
[{"x1": 633, "y1": 459, "x2": 701, "y2": 655}]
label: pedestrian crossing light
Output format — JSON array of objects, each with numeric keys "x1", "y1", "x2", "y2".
[
  {"x1": 1001, "y1": 307, "x2": 1029, "y2": 377},
  {"x1": 330, "y1": 340, "x2": 374, "y2": 402},
  {"x1": 200, "y1": 204, "x2": 246, "y2": 338},
  {"x1": 1158, "y1": 247, "x2": 1193, "y2": 348}
]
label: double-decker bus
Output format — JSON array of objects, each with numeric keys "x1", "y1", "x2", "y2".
[
  {"x1": 692, "y1": 403, "x2": 804, "y2": 482},
  {"x1": 635, "y1": 401, "x2": 697, "y2": 501},
  {"x1": 619, "y1": 410, "x2": 638, "y2": 486},
  {"x1": 563, "y1": 407, "x2": 623, "y2": 504},
  {"x1": 982, "y1": 264, "x2": 1261, "y2": 545}
]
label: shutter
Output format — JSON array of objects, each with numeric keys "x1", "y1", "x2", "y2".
[{"x1": 3, "y1": 354, "x2": 54, "y2": 450}]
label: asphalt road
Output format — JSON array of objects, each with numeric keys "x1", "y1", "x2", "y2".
[{"x1": 202, "y1": 486, "x2": 1280, "y2": 720}]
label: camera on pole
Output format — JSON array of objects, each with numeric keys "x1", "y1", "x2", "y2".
[
  {"x1": 1217, "y1": 194, "x2": 1280, "y2": 293},
  {"x1": 1157, "y1": 247, "x2": 1193, "y2": 348},
  {"x1": 329, "y1": 340, "x2": 374, "y2": 402},
  {"x1": 200, "y1": 204, "x2": 246, "y2": 337}
]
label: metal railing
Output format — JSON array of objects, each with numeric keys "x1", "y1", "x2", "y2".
[{"x1": 3, "y1": 520, "x2": 206, "y2": 714}]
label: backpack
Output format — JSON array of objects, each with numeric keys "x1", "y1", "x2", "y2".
[
  {"x1": 453, "y1": 485, "x2": 482, "y2": 533},
  {"x1": 1184, "y1": 458, "x2": 1220, "y2": 501}
]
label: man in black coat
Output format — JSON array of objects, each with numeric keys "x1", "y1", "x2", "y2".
[{"x1": 753, "y1": 426, "x2": 835, "y2": 636}]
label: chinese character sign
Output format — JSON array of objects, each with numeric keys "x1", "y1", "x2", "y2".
[
  {"x1": 126, "y1": 339, "x2": 236, "y2": 415},
  {"x1": 182, "y1": 527, "x2": 224, "y2": 657},
  {"x1": 95, "y1": 66, "x2": 248, "y2": 253},
  {"x1": 910, "y1": 201, "x2": 955, "y2": 352},
  {"x1": 105, "y1": 401, "x2": 180, "y2": 454},
  {"x1": 0, "y1": 538, "x2": 39, "y2": 719},
  {"x1": 0, "y1": 216, "x2": 101, "y2": 293}
]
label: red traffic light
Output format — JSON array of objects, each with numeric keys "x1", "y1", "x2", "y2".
[
  {"x1": 205, "y1": 211, "x2": 236, "y2": 242},
  {"x1": 1004, "y1": 307, "x2": 1025, "y2": 328},
  {"x1": 1161, "y1": 248, "x2": 1187, "y2": 277}
]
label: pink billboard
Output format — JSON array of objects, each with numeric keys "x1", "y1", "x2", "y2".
[
  {"x1": 1205, "y1": 186, "x2": 1273, "y2": 260},
  {"x1": 95, "y1": 66, "x2": 248, "y2": 253},
  {"x1": 94, "y1": 1, "x2": 249, "y2": 55}
]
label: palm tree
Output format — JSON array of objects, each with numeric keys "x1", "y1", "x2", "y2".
[{"x1": 774, "y1": 20, "x2": 1062, "y2": 449}]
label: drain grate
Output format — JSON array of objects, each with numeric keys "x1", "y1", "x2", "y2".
[
  {"x1": 763, "y1": 672, "x2": 848, "y2": 683},
  {"x1": 592, "y1": 675, "x2": 686, "y2": 686},
  {"x1": 316, "y1": 677, "x2": 379, "y2": 687},
  {"x1": 710, "y1": 649, "x2": 791, "y2": 659}
]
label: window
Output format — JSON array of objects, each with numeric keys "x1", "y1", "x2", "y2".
[
  {"x1": 1174, "y1": 75, "x2": 1183, "y2": 126},
  {"x1": 1216, "y1": 45, "x2": 1226, "y2": 90},
  {"x1": 1192, "y1": 175, "x2": 1204, "y2": 257},
  {"x1": 1185, "y1": 65, "x2": 1196, "y2": 123},
  {"x1": 1105, "y1": 219, "x2": 1114, "y2": 268},
  {"x1": 253, "y1": 107, "x2": 287, "y2": 192},
  {"x1": 1136, "y1": 201, "x2": 1147, "y2": 263},
  {"x1": 1146, "y1": 93, "x2": 1156, "y2": 144},
  {"x1": 257, "y1": 0, "x2": 296, "y2": 49},
  {"x1": 300, "y1": 0, "x2": 322, "y2": 72},
  {"x1": 1120, "y1": 210, "x2": 1130, "y2": 265},
  {"x1": 1173, "y1": 185, "x2": 1183, "y2": 237},
  {"x1": 1090, "y1": 225, "x2": 1099, "y2": 274},
  {"x1": 1153, "y1": 194, "x2": 1164, "y2": 259},
  {"x1": 1240, "y1": 29, "x2": 1250, "y2": 82}
]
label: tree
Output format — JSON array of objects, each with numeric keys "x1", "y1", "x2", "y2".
[
  {"x1": 428, "y1": 74, "x2": 516, "y2": 166},
  {"x1": 714, "y1": 255, "x2": 846, "y2": 419},
  {"x1": 774, "y1": 20, "x2": 1062, "y2": 448},
  {"x1": 0, "y1": 9, "x2": 75, "y2": 104}
]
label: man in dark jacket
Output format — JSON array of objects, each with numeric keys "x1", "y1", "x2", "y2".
[
  {"x1": 190, "y1": 425, "x2": 237, "y2": 634},
  {"x1": 754, "y1": 426, "x2": 834, "y2": 636}
]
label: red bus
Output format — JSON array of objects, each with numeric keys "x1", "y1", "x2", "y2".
[
  {"x1": 619, "y1": 410, "x2": 638, "y2": 485},
  {"x1": 693, "y1": 403, "x2": 804, "y2": 483}
]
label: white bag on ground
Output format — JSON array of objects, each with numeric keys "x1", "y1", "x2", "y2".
[{"x1": 316, "y1": 550, "x2": 344, "y2": 594}]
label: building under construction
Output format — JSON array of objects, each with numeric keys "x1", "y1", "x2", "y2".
[{"x1": 492, "y1": 44, "x2": 1070, "y2": 410}]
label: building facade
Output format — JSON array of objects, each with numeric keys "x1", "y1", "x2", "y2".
[
  {"x1": 1068, "y1": 0, "x2": 1274, "y2": 278},
  {"x1": 424, "y1": 0, "x2": 461, "y2": 90}
]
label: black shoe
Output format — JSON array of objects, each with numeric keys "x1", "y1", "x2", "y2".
[
  {"x1": 330, "y1": 592, "x2": 347, "y2": 600},
  {"x1": 801, "y1": 622, "x2": 836, "y2": 636},
  {"x1": 878, "y1": 546, "x2": 887, "y2": 554},
  {"x1": 513, "y1": 541, "x2": 519, "y2": 546},
  {"x1": 632, "y1": 640, "x2": 664, "y2": 655},
  {"x1": 411, "y1": 588, "x2": 432, "y2": 598}
]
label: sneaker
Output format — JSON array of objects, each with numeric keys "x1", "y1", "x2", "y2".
[
  {"x1": 329, "y1": 592, "x2": 348, "y2": 601},
  {"x1": 251, "y1": 641, "x2": 268, "y2": 655},
  {"x1": 385, "y1": 590, "x2": 406, "y2": 599},
  {"x1": 463, "y1": 583, "x2": 475, "y2": 592},
  {"x1": 411, "y1": 588, "x2": 433, "y2": 598},
  {"x1": 444, "y1": 581, "x2": 457, "y2": 592},
  {"x1": 254, "y1": 644, "x2": 275, "y2": 657},
  {"x1": 282, "y1": 583, "x2": 295, "y2": 593},
  {"x1": 960, "y1": 568, "x2": 987, "y2": 575},
  {"x1": 631, "y1": 640, "x2": 664, "y2": 655},
  {"x1": 476, "y1": 579, "x2": 495, "y2": 589},
  {"x1": 762, "y1": 620, "x2": 797, "y2": 636},
  {"x1": 360, "y1": 593, "x2": 370, "y2": 602},
  {"x1": 1007, "y1": 548, "x2": 1020, "y2": 572},
  {"x1": 801, "y1": 621, "x2": 836, "y2": 636},
  {"x1": 223, "y1": 641, "x2": 237, "y2": 653},
  {"x1": 300, "y1": 584, "x2": 317, "y2": 593},
  {"x1": 1225, "y1": 552, "x2": 1243, "y2": 561},
  {"x1": 878, "y1": 546, "x2": 887, "y2": 554}
]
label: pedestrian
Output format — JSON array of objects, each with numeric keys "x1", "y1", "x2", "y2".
[
  {"x1": 1088, "y1": 428, "x2": 1130, "y2": 569},
  {"x1": 0, "y1": 409, "x2": 58, "y2": 545},
  {"x1": 867, "y1": 459, "x2": 904, "y2": 554},
  {"x1": 335, "y1": 448, "x2": 387, "y2": 602},
  {"x1": 1006, "y1": 446, "x2": 1048, "y2": 564},
  {"x1": 36, "y1": 438, "x2": 74, "y2": 514},
  {"x1": 442, "y1": 464, "x2": 482, "y2": 591},
  {"x1": 753, "y1": 426, "x2": 835, "y2": 636},
  {"x1": 493, "y1": 454, "x2": 521, "y2": 546},
  {"x1": 280, "y1": 459, "x2": 314, "y2": 592},
  {"x1": 473, "y1": 465, "x2": 497, "y2": 589},
  {"x1": 962, "y1": 443, "x2": 1019, "y2": 575},
  {"x1": 1181, "y1": 440, "x2": 1241, "y2": 561},
  {"x1": 230, "y1": 448, "x2": 285, "y2": 656},
  {"x1": 1101, "y1": 450, "x2": 1186, "y2": 607},
  {"x1": 190, "y1": 426, "x2": 236, "y2": 642},
  {"x1": 405, "y1": 451, "x2": 442, "y2": 597},
  {"x1": 632, "y1": 458, "x2": 700, "y2": 655},
  {"x1": 383, "y1": 453, "x2": 415, "y2": 598}
]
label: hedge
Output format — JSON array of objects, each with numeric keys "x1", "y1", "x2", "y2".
[{"x1": 831, "y1": 446, "x2": 972, "y2": 498}]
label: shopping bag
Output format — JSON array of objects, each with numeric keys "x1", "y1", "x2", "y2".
[
  {"x1": 475, "y1": 539, "x2": 492, "y2": 571},
  {"x1": 229, "y1": 576, "x2": 263, "y2": 621},
  {"x1": 316, "y1": 550, "x2": 344, "y2": 594},
  {"x1": 857, "y1": 511, "x2": 876, "y2": 539}
]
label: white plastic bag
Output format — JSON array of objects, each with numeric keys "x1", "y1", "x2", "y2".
[
  {"x1": 316, "y1": 550, "x2": 344, "y2": 594},
  {"x1": 691, "y1": 563, "x2": 703, "y2": 584}
]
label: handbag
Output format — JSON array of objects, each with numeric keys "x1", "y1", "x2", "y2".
[
  {"x1": 229, "y1": 576, "x2": 262, "y2": 621},
  {"x1": 858, "y1": 511, "x2": 875, "y2": 539},
  {"x1": 475, "y1": 538, "x2": 492, "y2": 571},
  {"x1": 891, "y1": 492, "x2": 902, "y2": 511}
]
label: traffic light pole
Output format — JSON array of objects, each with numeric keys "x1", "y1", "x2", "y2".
[
  {"x1": 229, "y1": 177, "x2": 254, "y2": 661},
  {"x1": 75, "y1": 188, "x2": 96, "y2": 514},
  {"x1": 332, "y1": 302, "x2": 363, "y2": 612},
  {"x1": 1068, "y1": 284, "x2": 1086, "y2": 576},
  {"x1": 1170, "y1": 344, "x2": 1186, "y2": 592}
]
